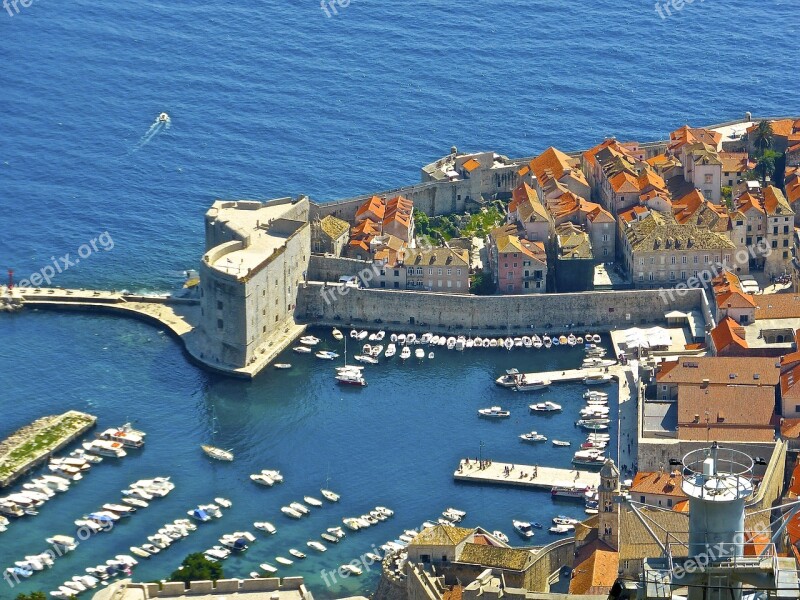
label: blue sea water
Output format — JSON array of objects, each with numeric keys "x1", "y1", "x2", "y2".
[{"x1": 0, "y1": 0, "x2": 797, "y2": 596}]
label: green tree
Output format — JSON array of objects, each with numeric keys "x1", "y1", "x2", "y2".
[
  {"x1": 414, "y1": 209, "x2": 430, "y2": 235},
  {"x1": 751, "y1": 120, "x2": 774, "y2": 155},
  {"x1": 755, "y1": 149, "x2": 780, "y2": 183},
  {"x1": 721, "y1": 186, "x2": 732, "y2": 208},
  {"x1": 168, "y1": 553, "x2": 223, "y2": 585},
  {"x1": 16, "y1": 593, "x2": 48, "y2": 600},
  {"x1": 470, "y1": 271, "x2": 496, "y2": 295}
]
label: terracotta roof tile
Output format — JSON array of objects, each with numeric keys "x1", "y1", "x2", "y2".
[
  {"x1": 463, "y1": 158, "x2": 481, "y2": 172},
  {"x1": 630, "y1": 471, "x2": 686, "y2": 498},
  {"x1": 569, "y1": 547, "x2": 619, "y2": 595},
  {"x1": 755, "y1": 295, "x2": 800, "y2": 320},
  {"x1": 655, "y1": 356, "x2": 780, "y2": 386},
  {"x1": 710, "y1": 317, "x2": 749, "y2": 354}
]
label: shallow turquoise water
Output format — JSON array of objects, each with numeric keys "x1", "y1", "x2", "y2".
[{"x1": 0, "y1": 313, "x2": 615, "y2": 597}]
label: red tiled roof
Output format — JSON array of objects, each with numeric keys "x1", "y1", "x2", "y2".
[
  {"x1": 710, "y1": 317, "x2": 749, "y2": 353},
  {"x1": 656, "y1": 357, "x2": 780, "y2": 386}
]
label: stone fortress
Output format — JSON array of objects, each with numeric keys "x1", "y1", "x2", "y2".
[{"x1": 190, "y1": 117, "x2": 783, "y2": 378}]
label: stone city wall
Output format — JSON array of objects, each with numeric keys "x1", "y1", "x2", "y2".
[{"x1": 297, "y1": 283, "x2": 704, "y2": 335}]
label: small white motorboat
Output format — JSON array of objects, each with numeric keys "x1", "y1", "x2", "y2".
[
  {"x1": 254, "y1": 521, "x2": 277, "y2": 534},
  {"x1": 400, "y1": 347, "x2": 411, "y2": 360},
  {"x1": 552, "y1": 440, "x2": 571, "y2": 447},
  {"x1": 321, "y1": 489, "x2": 340, "y2": 502},
  {"x1": 289, "y1": 502, "x2": 310, "y2": 514},
  {"x1": 520, "y1": 431, "x2": 548, "y2": 443},
  {"x1": 315, "y1": 350, "x2": 339, "y2": 360},
  {"x1": 158, "y1": 112, "x2": 170, "y2": 123},
  {"x1": 332, "y1": 328, "x2": 344, "y2": 340},
  {"x1": 492, "y1": 530, "x2": 509, "y2": 543},
  {"x1": 341, "y1": 564, "x2": 363, "y2": 575},
  {"x1": 415, "y1": 348, "x2": 425, "y2": 359},
  {"x1": 304, "y1": 496, "x2": 323, "y2": 507},
  {"x1": 513, "y1": 520, "x2": 534, "y2": 538},
  {"x1": 307, "y1": 540, "x2": 327, "y2": 552},
  {"x1": 274, "y1": 363, "x2": 292, "y2": 369},
  {"x1": 293, "y1": 346, "x2": 312, "y2": 354},
  {"x1": 281, "y1": 506, "x2": 303, "y2": 519},
  {"x1": 250, "y1": 473, "x2": 275, "y2": 486},
  {"x1": 260, "y1": 562, "x2": 278, "y2": 574},
  {"x1": 354, "y1": 354, "x2": 378, "y2": 364},
  {"x1": 276, "y1": 556, "x2": 293, "y2": 566},
  {"x1": 478, "y1": 406, "x2": 510, "y2": 418},
  {"x1": 385, "y1": 343, "x2": 397, "y2": 358},
  {"x1": 428, "y1": 352, "x2": 434, "y2": 359},
  {"x1": 529, "y1": 401, "x2": 562, "y2": 412},
  {"x1": 300, "y1": 335, "x2": 321, "y2": 346},
  {"x1": 289, "y1": 548, "x2": 306, "y2": 559}
]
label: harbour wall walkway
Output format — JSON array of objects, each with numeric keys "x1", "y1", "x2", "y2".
[
  {"x1": 2, "y1": 286, "x2": 301, "y2": 379},
  {"x1": 297, "y1": 283, "x2": 705, "y2": 336}
]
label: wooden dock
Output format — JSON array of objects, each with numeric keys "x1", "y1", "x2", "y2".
[{"x1": 453, "y1": 458, "x2": 600, "y2": 491}]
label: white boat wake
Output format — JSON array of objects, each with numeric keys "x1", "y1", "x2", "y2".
[{"x1": 133, "y1": 114, "x2": 170, "y2": 151}]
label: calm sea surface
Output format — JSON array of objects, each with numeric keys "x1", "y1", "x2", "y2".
[{"x1": 1, "y1": 0, "x2": 797, "y2": 596}]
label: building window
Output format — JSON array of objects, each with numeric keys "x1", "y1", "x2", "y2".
[
  {"x1": 438, "y1": 268, "x2": 443, "y2": 276},
  {"x1": 507, "y1": 284, "x2": 513, "y2": 292},
  {"x1": 263, "y1": 325, "x2": 267, "y2": 333},
  {"x1": 650, "y1": 257, "x2": 655, "y2": 265},
  {"x1": 603, "y1": 248, "x2": 608, "y2": 256},
  {"x1": 694, "y1": 256, "x2": 698, "y2": 264},
  {"x1": 456, "y1": 269, "x2": 462, "y2": 276},
  {"x1": 456, "y1": 281, "x2": 461, "y2": 289},
  {"x1": 772, "y1": 240, "x2": 778, "y2": 249},
  {"x1": 507, "y1": 272, "x2": 513, "y2": 279},
  {"x1": 447, "y1": 268, "x2": 452, "y2": 275},
  {"x1": 217, "y1": 300, "x2": 224, "y2": 310},
  {"x1": 704, "y1": 255, "x2": 709, "y2": 264},
  {"x1": 524, "y1": 281, "x2": 529, "y2": 289},
  {"x1": 681, "y1": 256, "x2": 687, "y2": 264},
  {"x1": 649, "y1": 273, "x2": 654, "y2": 281},
  {"x1": 669, "y1": 271, "x2": 675, "y2": 280},
  {"x1": 217, "y1": 319, "x2": 224, "y2": 329},
  {"x1": 680, "y1": 271, "x2": 686, "y2": 280},
  {"x1": 640, "y1": 258, "x2": 645, "y2": 265},
  {"x1": 704, "y1": 174, "x2": 713, "y2": 184},
  {"x1": 670, "y1": 256, "x2": 676, "y2": 265},
  {"x1": 535, "y1": 281, "x2": 541, "y2": 288},
  {"x1": 394, "y1": 269, "x2": 400, "y2": 276},
  {"x1": 603, "y1": 234, "x2": 609, "y2": 242}
]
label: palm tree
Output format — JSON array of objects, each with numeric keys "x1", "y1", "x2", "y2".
[
  {"x1": 755, "y1": 150, "x2": 779, "y2": 183},
  {"x1": 751, "y1": 120, "x2": 774, "y2": 155}
]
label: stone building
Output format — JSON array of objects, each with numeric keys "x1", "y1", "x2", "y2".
[
  {"x1": 197, "y1": 198, "x2": 310, "y2": 369},
  {"x1": 403, "y1": 247, "x2": 470, "y2": 293},
  {"x1": 734, "y1": 185, "x2": 794, "y2": 276},
  {"x1": 405, "y1": 526, "x2": 540, "y2": 591},
  {"x1": 486, "y1": 225, "x2": 547, "y2": 294},
  {"x1": 620, "y1": 211, "x2": 736, "y2": 289},
  {"x1": 311, "y1": 214, "x2": 349, "y2": 256},
  {"x1": 554, "y1": 222, "x2": 594, "y2": 292}
]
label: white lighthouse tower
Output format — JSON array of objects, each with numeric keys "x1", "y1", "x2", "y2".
[{"x1": 680, "y1": 442, "x2": 753, "y2": 600}]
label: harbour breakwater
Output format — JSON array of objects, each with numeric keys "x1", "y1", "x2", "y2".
[{"x1": 0, "y1": 411, "x2": 96, "y2": 488}]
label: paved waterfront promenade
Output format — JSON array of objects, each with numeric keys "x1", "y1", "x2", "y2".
[{"x1": 453, "y1": 458, "x2": 600, "y2": 491}]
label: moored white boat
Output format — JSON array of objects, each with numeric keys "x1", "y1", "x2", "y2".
[
  {"x1": 478, "y1": 406, "x2": 510, "y2": 418},
  {"x1": 529, "y1": 401, "x2": 561, "y2": 412},
  {"x1": 513, "y1": 520, "x2": 534, "y2": 538},
  {"x1": 519, "y1": 432, "x2": 547, "y2": 443},
  {"x1": 201, "y1": 445, "x2": 234, "y2": 461},
  {"x1": 552, "y1": 440, "x2": 571, "y2": 447}
]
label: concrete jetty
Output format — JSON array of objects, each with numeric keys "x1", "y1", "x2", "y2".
[
  {"x1": 517, "y1": 366, "x2": 619, "y2": 384},
  {"x1": 453, "y1": 459, "x2": 600, "y2": 491}
]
